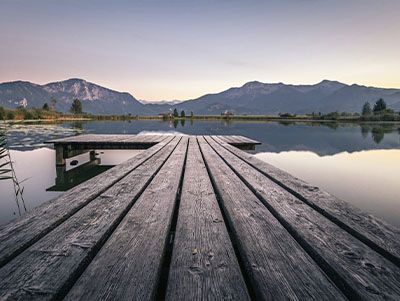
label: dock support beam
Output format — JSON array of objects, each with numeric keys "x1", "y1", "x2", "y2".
[{"x1": 55, "y1": 144, "x2": 95, "y2": 166}]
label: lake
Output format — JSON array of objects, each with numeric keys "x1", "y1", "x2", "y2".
[{"x1": 0, "y1": 119, "x2": 399, "y2": 228}]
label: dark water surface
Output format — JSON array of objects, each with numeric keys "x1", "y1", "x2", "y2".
[{"x1": 1, "y1": 119, "x2": 399, "y2": 227}]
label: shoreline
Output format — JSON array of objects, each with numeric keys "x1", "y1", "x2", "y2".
[
  {"x1": 3, "y1": 116, "x2": 400, "y2": 124},
  {"x1": 3, "y1": 115, "x2": 400, "y2": 124}
]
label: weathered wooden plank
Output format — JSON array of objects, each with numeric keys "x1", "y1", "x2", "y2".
[
  {"x1": 0, "y1": 136, "x2": 182, "y2": 300},
  {"x1": 236, "y1": 135, "x2": 255, "y2": 143},
  {"x1": 119, "y1": 134, "x2": 151, "y2": 142},
  {"x1": 93, "y1": 134, "x2": 133, "y2": 142},
  {"x1": 148, "y1": 134, "x2": 167, "y2": 142},
  {"x1": 234, "y1": 135, "x2": 260, "y2": 145},
  {"x1": 119, "y1": 134, "x2": 154, "y2": 143},
  {"x1": 214, "y1": 135, "x2": 231, "y2": 144},
  {"x1": 47, "y1": 134, "x2": 258, "y2": 151},
  {"x1": 165, "y1": 137, "x2": 250, "y2": 300},
  {"x1": 46, "y1": 134, "x2": 136, "y2": 144},
  {"x1": 45, "y1": 134, "x2": 99, "y2": 143},
  {"x1": 65, "y1": 137, "x2": 189, "y2": 301},
  {"x1": 152, "y1": 134, "x2": 172, "y2": 143},
  {"x1": 139, "y1": 134, "x2": 168, "y2": 143},
  {"x1": 197, "y1": 137, "x2": 344, "y2": 300},
  {"x1": 47, "y1": 134, "x2": 172, "y2": 145},
  {"x1": 48, "y1": 135, "x2": 166, "y2": 152},
  {"x1": 206, "y1": 136, "x2": 400, "y2": 300},
  {"x1": 214, "y1": 135, "x2": 260, "y2": 146},
  {"x1": 221, "y1": 135, "x2": 243, "y2": 144},
  {"x1": 0, "y1": 135, "x2": 174, "y2": 268},
  {"x1": 118, "y1": 135, "x2": 172, "y2": 144},
  {"x1": 211, "y1": 135, "x2": 400, "y2": 268}
]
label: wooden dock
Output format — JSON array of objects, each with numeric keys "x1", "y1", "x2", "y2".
[
  {"x1": 44, "y1": 134, "x2": 261, "y2": 165},
  {"x1": 1, "y1": 135, "x2": 400, "y2": 300}
]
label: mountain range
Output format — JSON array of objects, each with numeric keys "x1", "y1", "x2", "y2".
[{"x1": 1, "y1": 78, "x2": 399, "y2": 115}]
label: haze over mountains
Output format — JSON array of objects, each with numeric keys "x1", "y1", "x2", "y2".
[{"x1": 1, "y1": 78, "x2": 399, "y2": 116}]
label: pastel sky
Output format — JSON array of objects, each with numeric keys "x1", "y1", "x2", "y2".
[{"x1": 1, "y1": 0, "x2": 400, "y2": 101}]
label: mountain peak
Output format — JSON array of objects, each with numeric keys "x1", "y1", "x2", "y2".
[
  {"x1": 317, "y1": 79, "x2": 344, "y2": 85},
  {"x1": 241, "y1": 81, "x2": 265, "y2": 89},
  {"x1": 65, "y1": 78, "x2": 86, "y2": 82},
  {"x1": 314, "y1": 79, "x2": 346, "y2": 91},
  {"x1": 319, "y1": 79, "x2": 335, "y2": 84}
]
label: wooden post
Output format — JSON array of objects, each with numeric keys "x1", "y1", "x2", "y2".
[
  {"x1": 55, "y1": 165, "x2": 66, "y2": 185},
  {"x1": 55, "y1": 145, "x2": 65, "y2": 166},
  {"x1": 89, "y1": 150, "x2": 96, "y2": 161}
]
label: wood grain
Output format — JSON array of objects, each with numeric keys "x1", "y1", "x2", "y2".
[
  {"x1": 166, "y1": 137, "x2": 250, "y2": 300},
  {"x1": 198, "y1": 136, "x2": 344, "y2": 300},
  {"x1": 206, "y1": 135, "x2": 400, "y2": 300},
  {"x1": 0, "y1": 136, "x2": 174, "y2": 268},
  {"x1": 0, "y1": 137, "x2": 182, "y2": 300},
  {"x1": 211, "y1": 135, "x2": 400, "y2": 268},
  {"x1": 65, "y1": 137, "x2": 189, "y2": 301}
]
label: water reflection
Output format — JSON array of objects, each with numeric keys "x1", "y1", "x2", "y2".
[
  {"x1": 1, "y1": 120, "x2": 399, "y2": 227},
  {"x1": 254, "y1": 149, "x2": 400, "y2": 227},
  {"x1": 47, "y1": 159, "x2": 112, "y2": 192},
  {"x1": 47, "y1": 149, "x2": 142, "y2": 192},
  {"x1": 71, "y1": 121, "x2": 84, "y2": 135},
  {"x1": 359, "y1": 123, "x2": 399, "y2": 144},
  {"x1": 5, "y1": 120, "x2": 399, "y2": 155},
  {"x1": 162, "y1": 120, "x2": 400, "y2": 151},
  {"x1": 4, "y1": 121, "x2": 85, "y2": 150},
  {"x1": 0, "y1": 148, "x2": 141, "y2": 226},
  {"x1": 0, "y1": 148, "x2": 62, "y2": 226}
]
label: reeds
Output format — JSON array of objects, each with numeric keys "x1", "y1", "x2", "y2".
[{"x1": 0, "y1": 122, "x2": 26, "y2": 215}]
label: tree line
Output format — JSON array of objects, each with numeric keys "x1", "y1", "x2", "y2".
[
  {"x1": 172, "y1": 108, "x2": 194, "y2": 118},
  {"x1": 362, "y1": 98, "x2": 387, "y2": 115}
]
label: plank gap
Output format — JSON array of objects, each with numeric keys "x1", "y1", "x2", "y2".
[
  {"x1": 210, "y1": 136, "x2": 400, "y2": 269},
  {"x1": 54, "y1": 137, "x2": 183, "y2": 300},
  {"x1": 197, "y1": 137, "x2": 258, "y2": 300},
  {"x1": 155, "y1": 138, "x2": 189, "y2": 300},
  {"x1": 0, "y1": 136, "x2": 174, "y2": 269},
  {"x1": 205, "y1": 137, "x2": 361, "y2": 300}
]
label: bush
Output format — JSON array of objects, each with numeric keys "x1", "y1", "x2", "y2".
[
  {"x1": 382, "y1": 113, "x2": 400, "y2": 121},
  {"x1": 279, "y1": 113, "x2": 296, "y2": 118},
  {"x1": 321, "y1": 111, "x2": 340, "y2": 120},
  {"x1": 6, "y1": 111, "x2": 15, "y2": 120},
  {"x1": 23, "y1": 110, "x2": 34, "y2": 119}
]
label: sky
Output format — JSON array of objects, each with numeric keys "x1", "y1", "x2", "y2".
[{"x1": 1, "y1": 0, "x2": 400, "y2": 101}]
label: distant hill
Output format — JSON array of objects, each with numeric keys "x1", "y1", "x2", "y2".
[
  {"x1": 1, "y1": 78, "x2": 399, "y2": 115},
  {"x1": 168, "y1": 80, "x2": 400, "y2": 115},
  {"x1": 0, "y1": 78, "x2": 152, "y2": 115},
  {"x1": 138, "y1": 99, "x2": 183, "y2": 105}
]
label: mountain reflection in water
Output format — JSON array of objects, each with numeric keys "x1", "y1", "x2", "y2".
[{"x1": 0, "y1": 120, "x2": 399, "y2": 227}]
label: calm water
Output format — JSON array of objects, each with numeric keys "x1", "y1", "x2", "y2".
[{"x1": 0, "y1": 119, "x2": 399, "y2": 227}]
